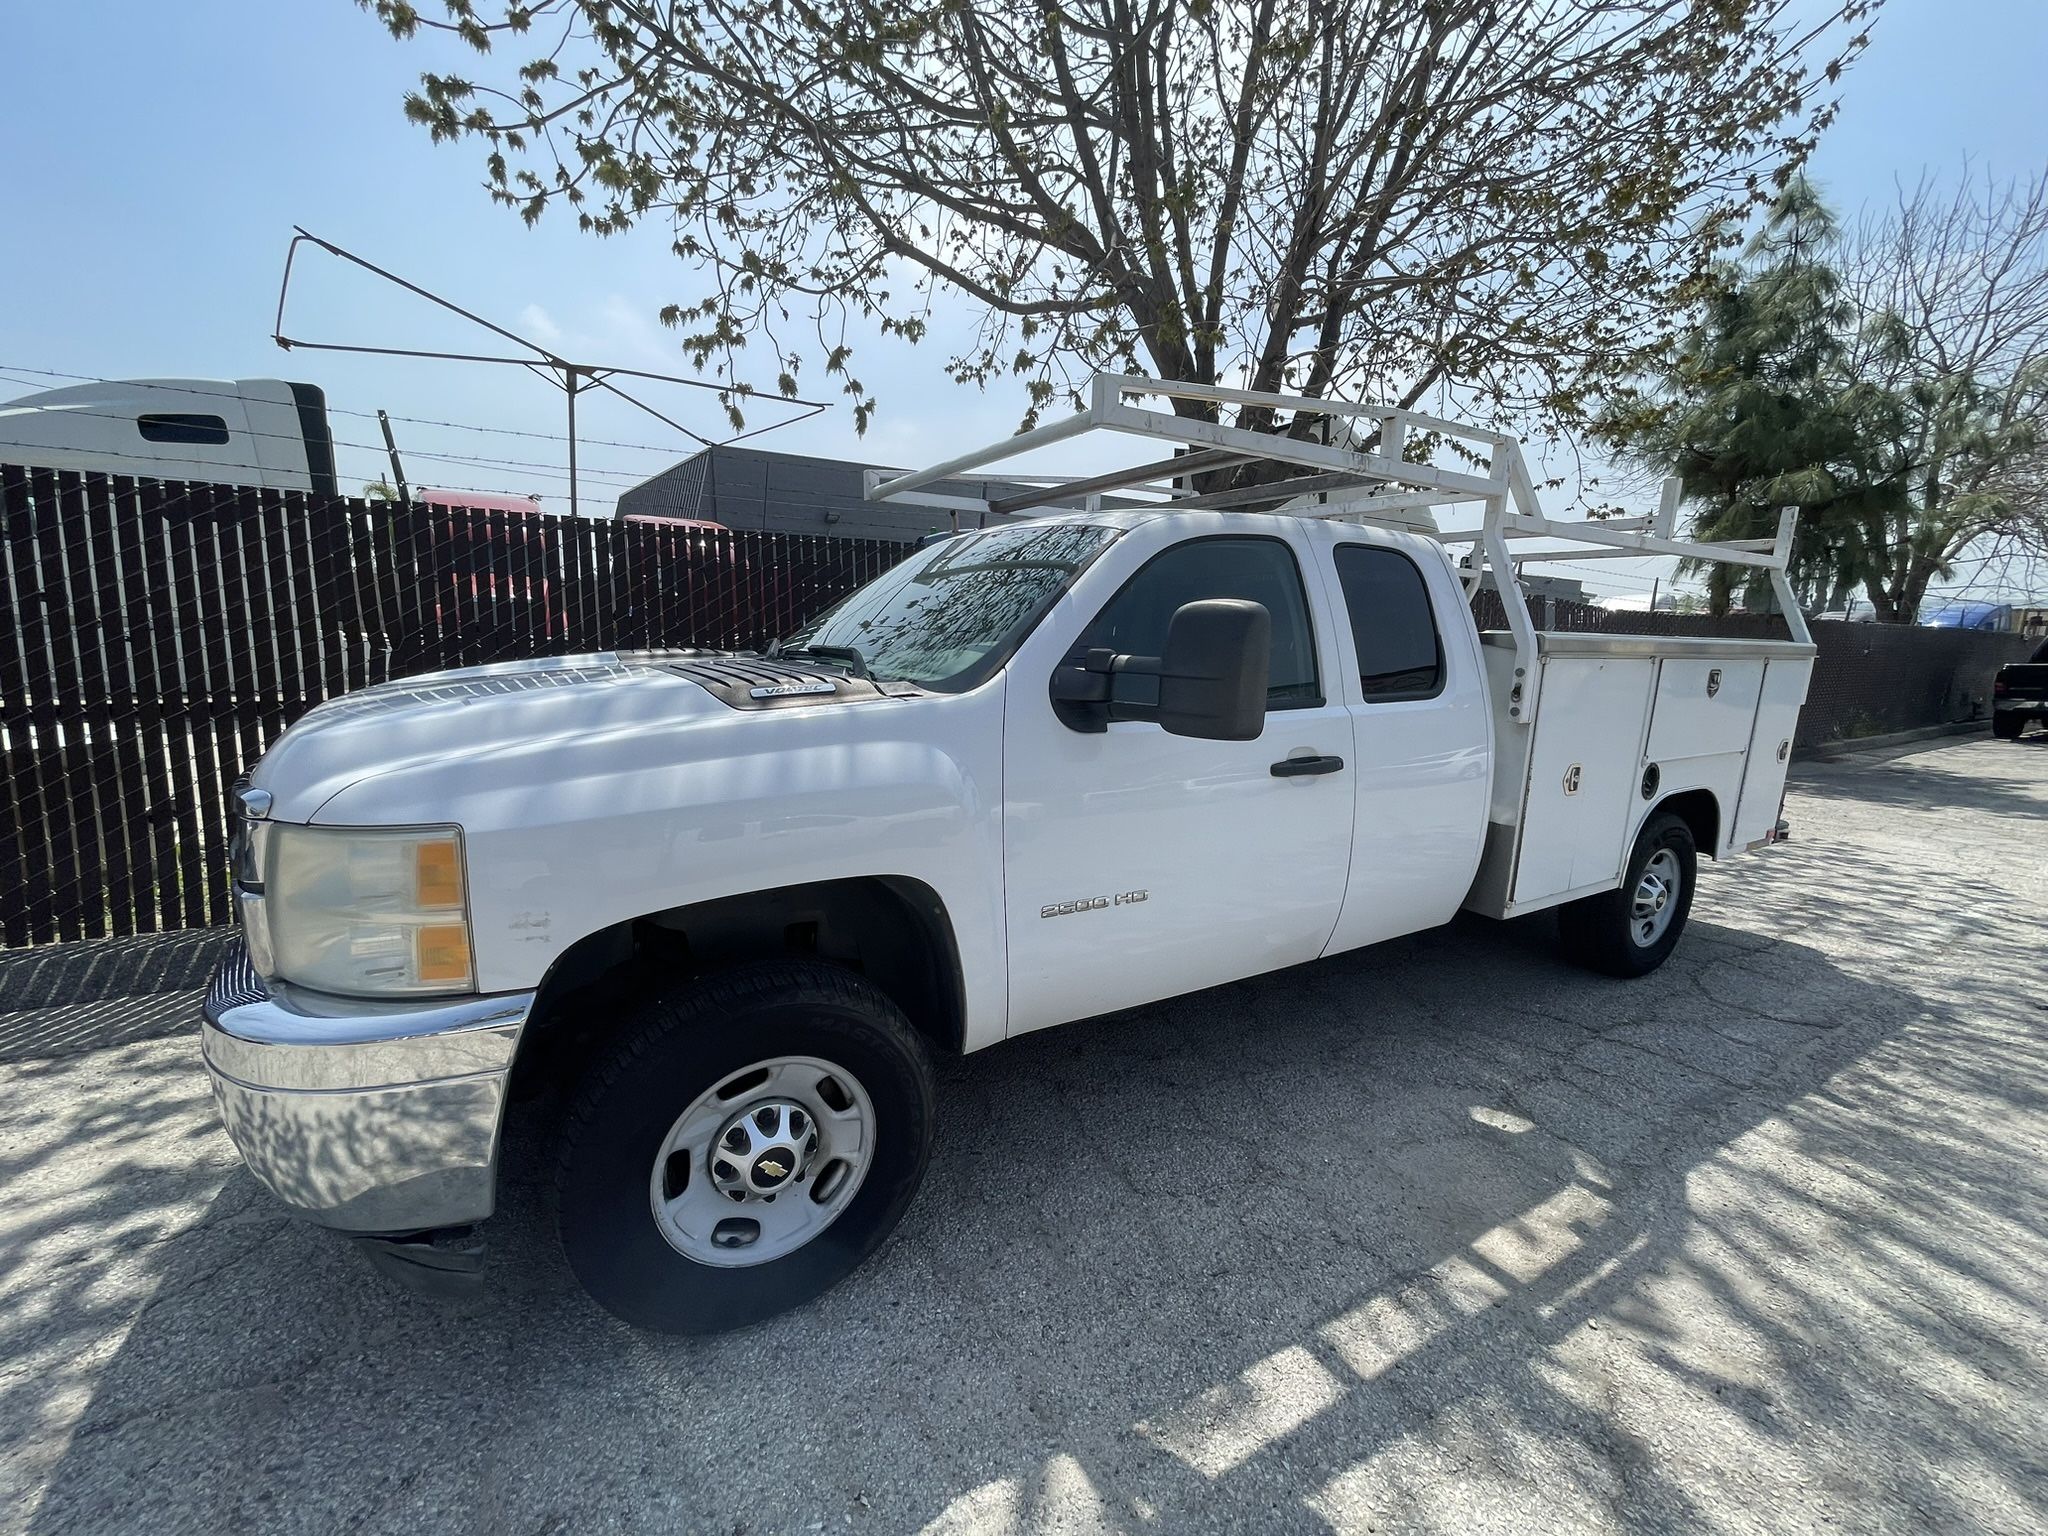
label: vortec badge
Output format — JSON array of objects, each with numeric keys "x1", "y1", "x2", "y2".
[{"x1": 748, "y1": 681, "x2": 838, "y2": 699}]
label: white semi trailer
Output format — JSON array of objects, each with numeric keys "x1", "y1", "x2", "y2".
[{"x1": 0, "y1": 377, "x2": 339, "y2": 494}]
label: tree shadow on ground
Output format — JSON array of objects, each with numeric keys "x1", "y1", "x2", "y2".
[
  {"x1": 0, "y1": 992, "x2": 209, "y2": 1061},
  {"x1": 1793, "y1": 732, "x2": 2048, "y2": 820},
  {"x1": 5, "y1": 838, "x2": 2043, "y2": 1535}
]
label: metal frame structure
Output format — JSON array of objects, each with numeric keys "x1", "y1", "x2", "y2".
[
  {"x1": 273, "y1": 229, "x2": 831, "y2": 518},
  {"x1": 866, "y1": 374, "x2": 1811, "y2": 726}
]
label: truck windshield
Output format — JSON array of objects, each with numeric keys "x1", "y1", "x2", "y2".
[{"x1": 780, "y1": 522, "x2": 1120, "y2": 691}]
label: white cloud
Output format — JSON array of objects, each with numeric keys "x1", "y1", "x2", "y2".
[{"x1": 518, "y1": 303, "x2": 563, "y2": 344}]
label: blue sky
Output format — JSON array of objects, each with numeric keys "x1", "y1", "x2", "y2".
[{"x1": 1, "y1": 0, "x2": 2043, "y2": 598}]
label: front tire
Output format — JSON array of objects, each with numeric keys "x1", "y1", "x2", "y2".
[
  {"x1": 556, "y1": 960, "x2": 935, "y2": 1334},
  {"x1": 1558, "y1": 811, "x2": 1697, "y2": 978}
]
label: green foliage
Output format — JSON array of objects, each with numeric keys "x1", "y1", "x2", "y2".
[
  {"x1": 1600, "y1": 179, "x2": 1909, "y2": 613},
  {"x1": 359, "y1": 0, "x2": 1873, "y2": 439},
  {"x1": 1601, "y1": 172, "x2": 2048, "y2": 621}
]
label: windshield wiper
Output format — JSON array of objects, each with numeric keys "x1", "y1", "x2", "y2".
[{"x1": 772, "y1": 641, "x2": 871, "y2": 678}]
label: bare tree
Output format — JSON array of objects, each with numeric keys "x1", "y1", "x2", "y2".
[
  {"x1": 365, "y1": 0, "x2": 1870, "y2": 445},
  {"x1": 1838, "y1": 169, "x2": 2048, "y2": 619}
]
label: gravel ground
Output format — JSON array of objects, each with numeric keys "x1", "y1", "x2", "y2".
[{"x1": 0, "y1": 736, "x2": 2042, "y2": 1535}]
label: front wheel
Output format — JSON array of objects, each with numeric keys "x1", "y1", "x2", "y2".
[
  {"x1": 555, "y1": 960, "x2": 935, "y2": 1334},
  {"x1": 1558, "y1": 811, "x2": 1697, "y2": 978}
]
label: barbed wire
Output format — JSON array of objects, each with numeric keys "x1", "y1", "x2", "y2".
[
  {"x1": 0, "y1": 377, "x2": 654, "y2": 489},
  {"x1": 0, "y1": 437, "x2": 615, "y2": 509},
  {"x1": 0, "y1": 362, "x2": 746, "y2": 455}
]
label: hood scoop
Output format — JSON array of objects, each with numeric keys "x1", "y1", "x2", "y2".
[{"x1": 658, "y1": 654, "x2": 905, "y2": 710}]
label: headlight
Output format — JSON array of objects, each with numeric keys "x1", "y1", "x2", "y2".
[{"x1": 262, "y1": 825, "x2": 475, "y2": 996}]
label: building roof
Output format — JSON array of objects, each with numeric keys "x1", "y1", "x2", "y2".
[{"x1": 616, "y1": 443, "x2": 1059, "y2": 543}]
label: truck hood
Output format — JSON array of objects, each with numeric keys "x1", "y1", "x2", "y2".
[{"x1": 251, "y1": 652, "x2": 868, "y2": 823}]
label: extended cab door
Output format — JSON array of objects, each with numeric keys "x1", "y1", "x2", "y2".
[
  {"x1": 1001, "y1": 520, "x2": 1355, "y2": 1036},
  {"x1": 1308, "y1": 524, "x2": 1493, "y2": 952}
]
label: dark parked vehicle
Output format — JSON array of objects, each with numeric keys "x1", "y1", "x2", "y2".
[{"x1": 1992, "y1": 637, "x2": 2048, "y2": 739}]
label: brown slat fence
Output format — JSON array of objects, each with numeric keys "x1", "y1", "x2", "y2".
[{"x1": 0, "y1": 466, "x2": 906, "y2": 947}]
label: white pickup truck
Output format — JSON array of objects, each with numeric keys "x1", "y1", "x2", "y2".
[{"x1": 202, "y1": 379, "x2": 1813, "y2": 1332}]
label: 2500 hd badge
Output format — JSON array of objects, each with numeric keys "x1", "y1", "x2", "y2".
[{"x1": 1041, "y1": 890, "x2": 1149, "y2": 918}]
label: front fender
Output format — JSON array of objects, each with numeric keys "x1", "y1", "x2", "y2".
[{"x1": 314, "y1": 683, "x2": 1011, "y2": 1050}]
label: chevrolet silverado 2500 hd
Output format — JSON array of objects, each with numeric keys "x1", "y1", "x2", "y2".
[{"x1": 201, "y1": 378, "x2": 1814, "y2": 1333}]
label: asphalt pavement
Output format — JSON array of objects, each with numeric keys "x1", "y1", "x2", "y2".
[{"x1": 0, "y1": 735, "x2": 2043, "y2": 1535}]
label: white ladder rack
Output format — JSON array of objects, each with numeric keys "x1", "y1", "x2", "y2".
[{"x1": 866, "y1": 374, "x2": 1810, "y2": 725}]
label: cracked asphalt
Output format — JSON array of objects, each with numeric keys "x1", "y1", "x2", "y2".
[{"x1": 1, "y1": 735, "x2": 2043, "y2": 1535}]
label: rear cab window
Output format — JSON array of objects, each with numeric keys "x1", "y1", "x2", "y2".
[{"x1": 1332, "y1": 544, "x2": 1445, "y2": 701}]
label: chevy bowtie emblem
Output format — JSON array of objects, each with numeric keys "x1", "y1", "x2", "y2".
[{"x1": 756, "y1": 1156, "x2": 789, "y2": 1178}]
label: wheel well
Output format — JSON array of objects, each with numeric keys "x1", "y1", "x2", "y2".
[
  {"x1": 513, "y1": 877, "x2": 967, "y2": 1093},
  {"x1": 1652, "y1": 788, "x2": 1721, "y2": 860}
]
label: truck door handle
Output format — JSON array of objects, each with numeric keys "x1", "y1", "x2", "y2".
[{"x1": 1270, "y1": 754, "x2": 1345, "y2": 778}]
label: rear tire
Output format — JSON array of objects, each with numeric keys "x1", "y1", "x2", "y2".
[
  {"x1": 1558, "y1": 812, "x2": 1697, "y2": 978},
  {"x1": 1993, "y1": 713, "x2": 2023, "y2": 740},
  {"x1": 555, "y1": 960, "x2": 935, "y2": 1334}
]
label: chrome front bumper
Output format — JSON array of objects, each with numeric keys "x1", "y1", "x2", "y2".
[{"x1": 200, "y1": 942, "x2": 535, "y2": 1234}]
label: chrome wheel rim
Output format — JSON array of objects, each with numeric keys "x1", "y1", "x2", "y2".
[
  {"x1": 648, "y1": 1056, "x2": 875, "y2": 1268},
  {"x1": 1629, "y1": 848, "x2": 1682, "y2": 948}
]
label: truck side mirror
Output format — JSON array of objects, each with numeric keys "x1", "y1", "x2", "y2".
[
  {"x1": 1154, "y1": 599, "x2": 1271, "y2": 740},
  {"x1": 1048, "y1": 599, "x2": 1271, "y2": 740}
]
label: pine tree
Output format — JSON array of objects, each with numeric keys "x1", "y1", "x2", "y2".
[{"x1": 1600, "y1": 178, "x2": 1908, "y2": 615}]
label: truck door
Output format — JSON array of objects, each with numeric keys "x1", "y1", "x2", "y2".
[
  {"x1": 1002, "y1": 528, "x2": 1354, "y2": 1035},
  {"x1": 1315, "y1": 531, "x2": 1493, "y2": 951}
]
